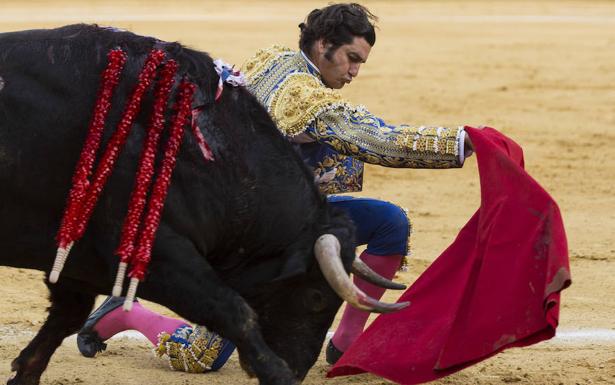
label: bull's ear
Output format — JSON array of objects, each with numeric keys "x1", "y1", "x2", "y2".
[
  {"x1": 273, "y1": 248, "x2": 310, "y2": 282},
  {"x1": 321, "y1": 207, "x2": 356, "y2": 265}
]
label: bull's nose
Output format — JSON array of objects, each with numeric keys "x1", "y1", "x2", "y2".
[{"x1": 0, "y1": 76, "x2": 5, "y2": 92}]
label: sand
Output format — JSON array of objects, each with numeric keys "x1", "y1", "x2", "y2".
[{"x1": 1, "y1": 1, "x2": 614, "y2": 384}]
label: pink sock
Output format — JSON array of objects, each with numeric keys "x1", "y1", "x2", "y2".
[
  {"x1": 94, "y1": 301, "x2": 188, "y2": 346},
  {"x1": 331, "y1": 252, "x2": 402, "y2": 352}
]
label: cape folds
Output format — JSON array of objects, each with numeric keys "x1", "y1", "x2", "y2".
[{"x1": 328, "y1": 127, "x2": 571, "y2": 384}]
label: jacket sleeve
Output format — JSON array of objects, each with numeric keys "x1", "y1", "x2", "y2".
[
  {"x1": 268, "y1": 73, "x2": 465, "y2": 169},
  {"x1": 305, "y1": 105, "x2": 466, "y2": 169}
]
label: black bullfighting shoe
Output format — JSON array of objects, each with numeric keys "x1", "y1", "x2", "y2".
[
  {"x1": 77, "y1": 296, "x2": 130, "y2": 358},
  {"x1": 325, "y1": 339, "x2": 344, "y2": 365}
]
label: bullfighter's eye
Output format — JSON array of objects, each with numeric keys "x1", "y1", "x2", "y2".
[{"x1": 303, "y1": 288, "x2": 327, "y2": 313}]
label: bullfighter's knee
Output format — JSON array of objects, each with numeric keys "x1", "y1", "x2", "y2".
[{"x1": 366, "y1": 200, "x2": 411, "y2": 256}]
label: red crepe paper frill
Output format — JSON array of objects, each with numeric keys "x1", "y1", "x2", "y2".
[
  {"x1": 51, "y1": 49, "x2": 165, "y2": 284},
  {"x1": 56, "y1": 48, "x2": 127, "y2": 249},
  {"x1": 115, "y1": 60, "x2": 178, "y2": 263},
  {"x1": 128, "y1": 80, "x2": 197, "y2": 282},
  {"x1": 111, "y1": 59, "x2": 178, "y2": 295},
  {"x1": 52, "y1": 46, "x2": 209, "y2": 301},
  {"x1": 73, "y1": 49, "x2": 167, "y2": 240}
]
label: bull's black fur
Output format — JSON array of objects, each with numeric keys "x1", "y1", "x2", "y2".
[{"x1": 0, "y1": 25, "x2": 356, "y2": 385}]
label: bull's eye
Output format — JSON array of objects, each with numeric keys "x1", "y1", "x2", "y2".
[
  {"x1": 303, "y1": 288, "x2": 327, "y2": 313},
  {"x1": 0, "y1": 76, "x2": 5, "y2": 92}
]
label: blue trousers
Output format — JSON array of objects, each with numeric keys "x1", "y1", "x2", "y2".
[{"x1": 327, "y1": 195, "x2": 410, "y2": 256}]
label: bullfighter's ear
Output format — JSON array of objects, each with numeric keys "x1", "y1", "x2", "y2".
[{"x1": 273, "y1": 248, "x2": 311, "y2": 282}]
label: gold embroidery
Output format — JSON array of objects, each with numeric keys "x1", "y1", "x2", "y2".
[
  {"x1": 384, "y1": 202, "x2": 412, "y2": 272},
  {"x1": 242, "y1": 45, "x2": 465, "y2": 194},
  {"x1": 242, "y1": 45, "x2": 292, "y2": 84},
  {"x1": 315, "y1": 107, "x2": 462, "y2": 167},
  {"x1": 269, "y1": 73, "x2": 344, "y2": 137},
  {"x1": 400, "y1": 206, "x2": 412, "y2": 258},
  {"x1": 395, "y1": 126, "x2": 460, "y2": 157},
  {"x1": 314, "y1": 153, "x2": 363, "y2": 194},
  {"x1": 155, "y1": 326, "x2": 225, "y2": 373}
]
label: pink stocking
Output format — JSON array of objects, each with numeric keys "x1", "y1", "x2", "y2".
[
  {"x1": 94, "y1": 301, "x2": 188, "y2": 346},
  {"x1": 331, "y1": 251, "x2": 403, "y2": 352}
]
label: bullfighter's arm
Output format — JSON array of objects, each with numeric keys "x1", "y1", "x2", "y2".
[
  {"x1": 269, "y1": 73, "x2": 466, "y2": 168},
  {"x1": 306, "y1": 108, "x2": 466, "y2": 169}
]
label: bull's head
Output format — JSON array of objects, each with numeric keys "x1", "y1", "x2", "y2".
[{"x1": 239, "y1": 221, "x2": 409, "y2": 380}]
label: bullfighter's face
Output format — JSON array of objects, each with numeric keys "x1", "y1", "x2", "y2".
[{"x1": 312, "y1": 36, "x2": 371, "y2": 89}]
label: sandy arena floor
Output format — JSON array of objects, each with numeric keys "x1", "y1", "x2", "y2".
[{"x1": 1, "y1": 1, "x2": 614, "y2": 384}]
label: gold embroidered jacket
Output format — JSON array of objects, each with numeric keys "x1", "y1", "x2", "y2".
[{"x1": 243, "y1": 45, "x2": 465, "y2": 194}]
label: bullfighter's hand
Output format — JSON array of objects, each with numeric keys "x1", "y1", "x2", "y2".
[
  {"x1": 463, "y1": 125, "x2": 486, "y2": 158},
  {"x1": 464, "y1": 132, "x2": 475, "y2": 158}
]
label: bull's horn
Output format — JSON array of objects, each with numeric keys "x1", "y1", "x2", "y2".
[
  {"x1": 314, "y1": 234, "x2": 410, "y2": 314},
  {"x1": 351, "y1": 258, "x2": 407, "y2": 290}
]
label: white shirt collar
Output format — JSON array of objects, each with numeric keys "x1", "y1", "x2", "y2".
[{"x1": 300, "y1": 50, "x2": 320, "y2": 74}]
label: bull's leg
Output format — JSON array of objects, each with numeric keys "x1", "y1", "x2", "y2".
[
  {"x1": 8, "y1": 280, "x2": 95, "y2": 385},
  {"x1": 144, "y1": 233, "x2": 298, "y2": 385},
  {"x1": 154, "y1": 271, "x2": 297, "y2": 385},
  {"x1": 188, "y1": 294, "x2": 296, "y2": 384}
]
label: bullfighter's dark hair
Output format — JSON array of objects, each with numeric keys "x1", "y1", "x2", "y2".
[{"x1": 298, "y1": 3, "x2": 378, "y2": 60}]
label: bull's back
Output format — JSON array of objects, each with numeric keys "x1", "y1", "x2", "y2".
[
  {"x1": 0, "y1": 24, "x2": 322, "y2": 284},
  {"x1": 0, "y1": 25, "x2": 153, "y2": 271},
  {"x1": 1, "y1": 26, "x2": 125, "y2": 193}
]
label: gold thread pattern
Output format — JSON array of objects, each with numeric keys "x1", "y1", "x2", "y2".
[
  {"x1": 269, "y1": 74, "x2": 343, "y2": 137},
  {"x1": 313, "y1": 153, "x2": 364, "y2": 194},
  {"x1": 155, "y1": 325, "x2": 226, "y2": 373},
  {"x1": 242, "y1": 45, "x2": 464, "y2": 194},
  {"x1": 311, "y1": 110, "x2": 463, "y2": 168}
]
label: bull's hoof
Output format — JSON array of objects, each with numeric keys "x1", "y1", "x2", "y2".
[
  {"x1": 260, "y1": 377, "x2": 299, "y2": 385},
  {"x1": 10, "y1": 357, "x2": 20, "y2": 372},
  {"x1": 9, "y1": 350, "x2": 40, "y2": 384},
  {"x1": 6, "y1": 371, "x2": 40, "y2": 385},
  {"x1": 76, "y1": 296, "x2": 126, "y2": 357},
  {"x1": 259, "y1": 365, "x2": 299, "y2": 385},
  {"x1": 256, "y1": 375, "x2": 298, "y2": 385}
]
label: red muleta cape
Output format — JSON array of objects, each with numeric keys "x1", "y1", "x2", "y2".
[{"x1": 328, "y1": 127, "x2": 571, "y2": 384}]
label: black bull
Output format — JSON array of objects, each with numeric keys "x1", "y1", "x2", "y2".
[{"x1": 0, "y1": 25, "x2": 405, "y2": 385}]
